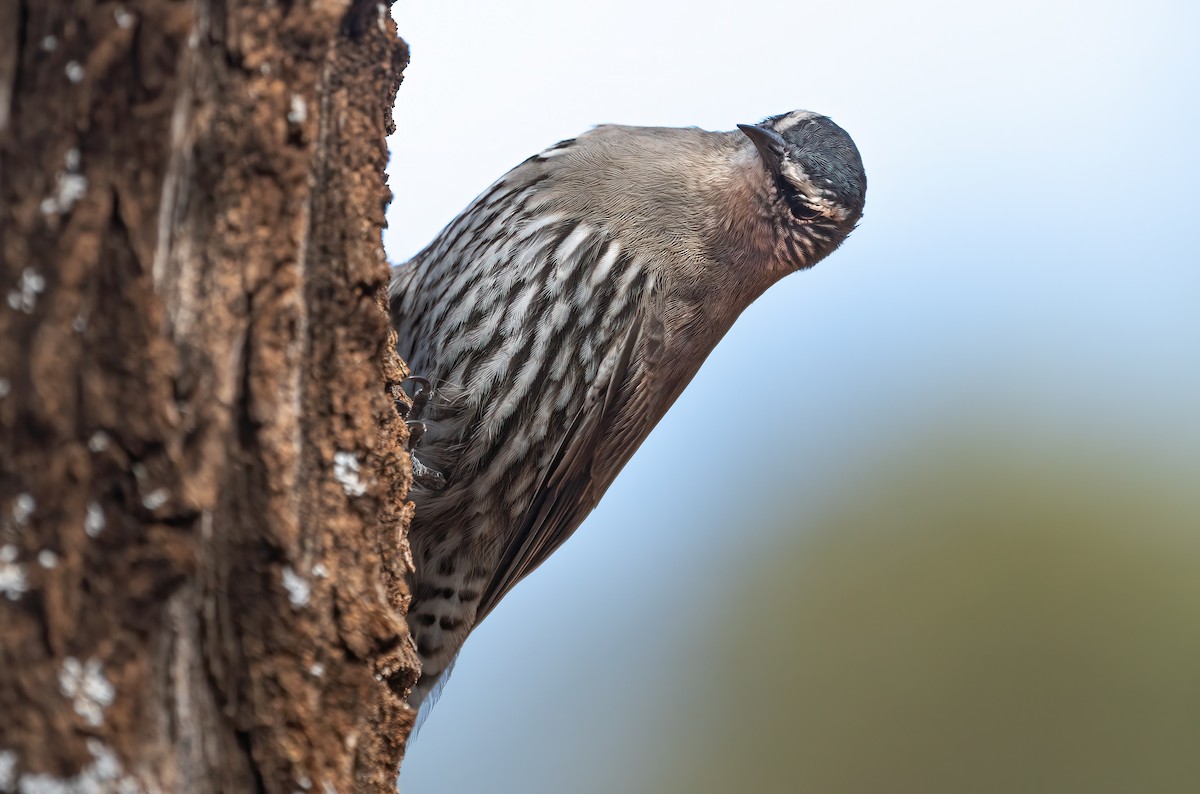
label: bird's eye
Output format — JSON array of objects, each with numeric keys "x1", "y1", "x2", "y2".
[{"x1": 785, "y1": 193, "x2": 821, "y2": 220}]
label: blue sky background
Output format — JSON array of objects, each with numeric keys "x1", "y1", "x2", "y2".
[{"x1": 385, "y1": 2, "x2": 1199, "y2": 790}]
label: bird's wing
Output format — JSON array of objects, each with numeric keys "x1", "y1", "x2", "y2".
[{"x1": 474, "y1": 304, "x2": 663, "y2": 624}]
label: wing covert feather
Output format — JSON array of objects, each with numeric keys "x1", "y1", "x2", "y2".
[{"x1": 476, "y1": 306, "x2": 658, "y2": 622}]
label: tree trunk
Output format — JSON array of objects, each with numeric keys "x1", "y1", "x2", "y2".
[{"x1": 0, "y1": 1, "x2": 419, "y2": 790}]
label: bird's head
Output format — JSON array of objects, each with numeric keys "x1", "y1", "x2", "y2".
[{"x1": 737, "y1": 110, "x2": 867, "y2": 270}]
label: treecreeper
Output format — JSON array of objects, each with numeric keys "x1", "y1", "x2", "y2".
[{"x1": 389, "y1": 110, "x2": 867, "y2": 709}]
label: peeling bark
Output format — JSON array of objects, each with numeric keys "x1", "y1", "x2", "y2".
[{"x1": 0, "y1": 1, "x2": 418, "y2": 790}]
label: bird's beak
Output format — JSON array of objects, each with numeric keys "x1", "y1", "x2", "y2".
[{"x1": 737, "y1": 123, "x2": 787, "y2": 174}]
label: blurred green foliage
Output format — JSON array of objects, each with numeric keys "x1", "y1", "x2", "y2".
[{"x1": 652, "y1": 433, "x2": 1200, "y2": 794}]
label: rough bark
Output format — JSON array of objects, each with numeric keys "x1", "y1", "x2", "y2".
[{"x1": 0, "y1": 1, "x2": 418, "y2": 790}]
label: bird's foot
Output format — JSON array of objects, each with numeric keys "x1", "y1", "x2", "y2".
[
  {"x1": 410, "y1": 453, "x2": 448, "y2": 491},
  {"x1": 395, "y1": 376, "x2": 433, "y2": 421},
  {"x1": 405, "y1": 419, "x2": 447, "y2": 491}
]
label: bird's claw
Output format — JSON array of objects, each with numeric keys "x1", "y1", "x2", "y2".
[
  {"x1": 406, "y1": 419, "x2": 426, "y2": 448},
  {"x1": 394, "y1": 375, "x2": 433, "y2": 420},
  {"x1": 404, "y1": 376, "x2": 433, "y2": 420}
]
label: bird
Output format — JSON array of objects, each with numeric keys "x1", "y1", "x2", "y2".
[{"x1": 389, "y1": 109, "x2": 866, "y2": 708}]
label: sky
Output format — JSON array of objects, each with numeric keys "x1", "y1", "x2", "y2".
[{"x1": 384, "y1": 2, "x2": 1200, "y2": 791}]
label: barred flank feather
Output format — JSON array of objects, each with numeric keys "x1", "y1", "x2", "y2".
[{"x1": 390, "y1": 110, "x2": 866, "y2": 708}]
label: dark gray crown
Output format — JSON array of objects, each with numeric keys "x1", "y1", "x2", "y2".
[{"x1": 749, "y1": 111, "x2": 867, "y2": 229}]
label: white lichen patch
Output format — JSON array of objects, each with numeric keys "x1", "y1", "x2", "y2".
[
  {"x1": 40, "y1": 35, "x2": 57, "y2": 52},
  {"x1": 88, "y1": 431, "x2": 110, "y2": 452},
  {"x1": 85, "y1": 502, "x2": 106, "y2": 537},
  {"x1": 282, "y1": 566, "x2": 311, "y2": 608},
  {"x1": 58, "y1": 174, "x2": 87, "y2": 209},
  {"x1": 309, "y1": 662, "x2": 325, "y2": 678},
  {"x1": 141, "y1": 488, "x2": 168, "y2": 511},
  {"x1": 311, "y1": 562, "x2": 328, "y2": 579},
  {"x1": 7, "y1": 269, "x2": 46, "y2": 313},
  {"x1": 0, "y1": 545, "x2": 27, "y2": 600},
  {"x1": 0, "y1": 749, "x2": 16, "y2": 790},
  {"x1": 39, "y1": 171, "x2": 88, "y2": 216},
  {"x1": 12, "y1": 493, "x2": 35, "y2": 525},
  {"x1": 114, "y1": 6, "x2": 135, "y2": 28},
  {"x1": 65, "y1": 61, "x2": 85, "y2": 83},
  {"x1": 333, "y1": 451, "x2": 367, "y2": 497},
  {"x1": 0, "y1": 378, "x2": 10, "y2": 398},
  {"x1": 17, "y1": 738, "x2": 145, "y2": 794},
  {"x1": 37, "y1": 550, "x2": 58, "y2": 569},
  {"x1": 59, "y1": 657, "x2": 115, "y2": 727},
  {"x1": 287, "y1": 94, "x2": 307, "y2": 124}
]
